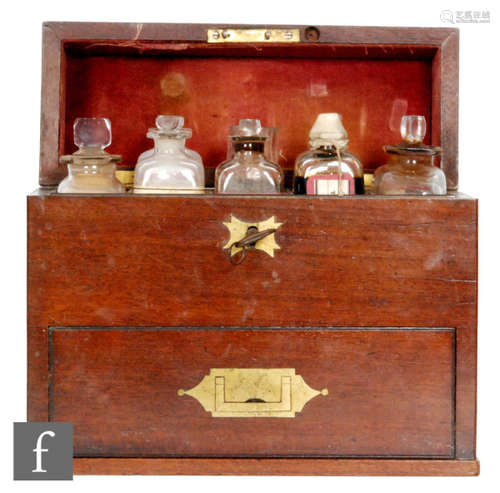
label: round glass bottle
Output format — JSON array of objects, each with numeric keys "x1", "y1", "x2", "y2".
[
  {"x1": 134, "y1": 116, "x2": 204, "y2": 194},
  {"x1": 374, "y1": 115, "x2": 446, "y2": 195},
  {"x1": 215, "y1": 119, "x2": 283, "y2": 194},
  {"x1": 58, "y1": 118, "x2": 124, "y2": 194},
  {"x1": 294, "y1": 113, "x2": 364, "y2": 195}
]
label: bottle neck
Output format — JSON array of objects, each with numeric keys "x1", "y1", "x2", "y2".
[
  {"x1": 68, "y1": 160, "x2": 115, "y2": 175},
  {"x1": 395, "y1": 155, "x2": 434, "y2": 167},
  {"x1": 234, "y1": 141, "x2": 265, "y2": 153},
  {"x1": 232, "y1": 141, "x2": 264, "y2": 163},
  {"x1": 154, "y1": 137, "x2": 186, "y2": 153},
  {"x1": 317, "y1": 144, "x2": 339, "y2": 154},
  {"x1": 310, "y1": 138, "x2": 348, "y2": 151},
  {"x1": 234, "y1": 149, "x2": 265, "y2": 163}
]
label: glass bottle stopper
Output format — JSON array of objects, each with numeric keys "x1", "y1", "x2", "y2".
[
  {"x1": 74, "y1": 117, "x2": 112, "y2": 149},
  {"x1": 384, "y1": 115, "x2": 440, "y2": 156},
  {"x1": 60, "y1": 117, "x2": 120, "y2": 165},
  {"x1": 156, "y1": 115, "x2": 184, "y2": 131},
  {"x1": 234, "y1": 119, "x2": 264, "y2": 137},
  {"x1": 148, "y1": 115, "x2": 192, "y2": 139},
  {"x1": 400, "y1": 115, "x2": 426, "y2": 144}
]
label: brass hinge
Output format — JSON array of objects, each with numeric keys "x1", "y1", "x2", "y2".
[{"x1": 207, "y1": 28, "x2": 300, "y2": 43}]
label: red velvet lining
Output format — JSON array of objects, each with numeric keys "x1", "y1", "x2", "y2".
[{"x1": 63, "y1": 50, "x2": 433, "y2": 171}]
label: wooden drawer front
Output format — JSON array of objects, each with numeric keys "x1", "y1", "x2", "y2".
[
  {"x1": 50, "y1": 328, "x2": 455, "y2": 458},
  {"x1": 28, "y1": 195, "x2": 477, "y2": 329}
]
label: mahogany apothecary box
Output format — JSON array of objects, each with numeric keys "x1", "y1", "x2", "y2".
[{"x1": 27, "y1": 22, "x2": 478, "y2": 476}]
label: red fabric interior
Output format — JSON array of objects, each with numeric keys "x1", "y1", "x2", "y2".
[{"x1": 62, "y1": 46, "x2": 433, "y2": 171}]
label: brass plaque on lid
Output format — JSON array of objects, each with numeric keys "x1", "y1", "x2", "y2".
[{"x1": 208, "y1": 28, "x2": 300, "y2": 43}]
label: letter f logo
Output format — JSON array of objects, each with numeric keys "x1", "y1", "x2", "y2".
[{"x1": 32, "y1": 430, "x2": 55, "y2": 472}]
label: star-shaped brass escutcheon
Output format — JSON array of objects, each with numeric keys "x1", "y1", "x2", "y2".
[{"x1": 223, "y1": 215, "x2": 283, "y2": 260}]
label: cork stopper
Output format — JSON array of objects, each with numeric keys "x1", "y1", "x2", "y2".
[{"x1": 309, "y1": 113, "x2": 349, "y2": 150}]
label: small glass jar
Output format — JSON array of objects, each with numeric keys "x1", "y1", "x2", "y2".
[
  {"x1": 374, "y1": 115, "x2": 446, "y2": 195},
  {"x1": 294, "y1": 113, "x2": 364, "y2": 195},
  {"x1": 215, "y1": 119, "x2": 283, "y2": 194},
  {"x1": 134, "y1": 115, "x2": 204, "y2": 194},
  {"x1": 226, "y1": 122, "x2": 280, "y2": 164},
  {"x1": 58, "y1": 118, "x2": 124, "y2": 194}
]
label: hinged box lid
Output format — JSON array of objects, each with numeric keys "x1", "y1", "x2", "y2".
[{"x1": 40, "y1": 22, "x2": 459, "y2": 189}]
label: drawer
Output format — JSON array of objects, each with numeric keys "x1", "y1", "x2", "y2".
[{"x1": 50, "y1": 327, "x2": 454, "y2": 458}]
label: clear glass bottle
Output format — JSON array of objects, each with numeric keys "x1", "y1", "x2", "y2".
[
  {"x1": 215, "y1": 119, "x2": 283, "y2": 194},
  {"x1": 226, "y1": 123, "x2": 280, "y2": 164},
  {"x1": 58, "y1": 118, "x2": 124, "y2": 194},
  {"x1": 133, "y1": 115, "x2": 204, "y2": 193},
  {"x1": 294, "y1": 113, "x2": 364, "y2": 195},
  {"x1": 374, "y1": 115, "x2": 446, "y2": 195}
]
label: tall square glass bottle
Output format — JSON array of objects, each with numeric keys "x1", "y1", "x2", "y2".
[{"x1": 215, "y1": 119, "x2": 283, "y2": 194}]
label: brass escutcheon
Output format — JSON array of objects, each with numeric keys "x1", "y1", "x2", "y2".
[{"x1": 223, "y1": 215, "x2": 283, "y2": 263}]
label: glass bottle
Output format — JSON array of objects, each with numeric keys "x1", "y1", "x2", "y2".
[
  {"x1": 294, "y1": 113, "x2": 364, "y2": 195},
  {"x1": 134, "y1": 115, "x2": 204, "y2": 193},
  {"x1": 226, "y1": 123, "x2": 280, "y2": 164},
  {"x1": 374, "y1": 115, "x2": 446, "y2": 195},
  {"x1": 215, "y1": 119, "x2": 283, "y2": 194},
  {"x1": 58, "y1": 118, "x2": 124, "y2": 194}
]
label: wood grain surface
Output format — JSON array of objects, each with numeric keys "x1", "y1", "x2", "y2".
[
  {"x1": 27, "y1": 194, "x2": 477, "y2": 329},
  {"x1": 27, "y1": 193, "x2": 477, "y2": 468},
  {"x1": 73, "y1": 458, "x2": 480, "y2": 476},
  {"x1": 50, "y1": 327, "x2": 454, "y2": 458}
]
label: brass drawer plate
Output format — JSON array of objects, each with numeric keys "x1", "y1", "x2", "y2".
[{"x1": 178, "y1": 368, "x2": 328, "y2": 418}]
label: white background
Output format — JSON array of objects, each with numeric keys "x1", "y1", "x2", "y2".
[{"x1": 1, "y1": 0, "x2": 498, "y2": 491}]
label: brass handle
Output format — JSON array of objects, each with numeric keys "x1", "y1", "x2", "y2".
[
  {"x1": 233, "y1": 227, "x2": 277, "y2": 248},
  {"x1": 228, "y1": 227, "x2": 277, "y2": 265},
  {"x1": 215, "y1": 375, "x2": 291, "y2": 413},
  {"x1": 178, "y1": 368, "x2": 328, "y2": 418}
]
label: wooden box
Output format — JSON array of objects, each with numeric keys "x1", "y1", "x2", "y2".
[{"x1": 28, "y1": 22, "x2": 478, "y2": 476}]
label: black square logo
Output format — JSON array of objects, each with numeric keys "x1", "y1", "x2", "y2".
[{"x1": 14, "y1": 422, "x2": 73, "y2": 480}]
